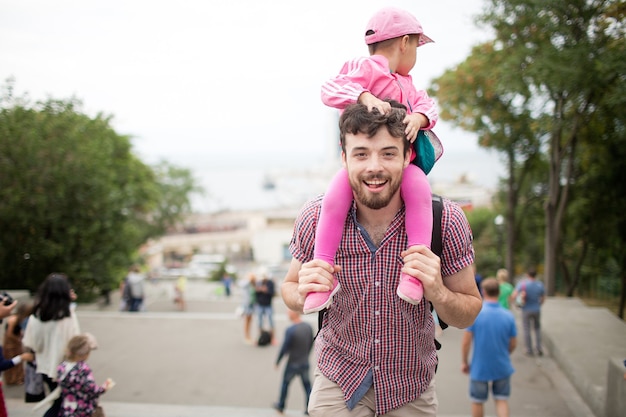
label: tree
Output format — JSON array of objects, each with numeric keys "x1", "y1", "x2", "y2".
[
  {"x1": 0, "y1": 83, "x2": 200, "y2": 297},
  {"x1": 432, "y1": 0, "x2": 625, "y2": 295}
]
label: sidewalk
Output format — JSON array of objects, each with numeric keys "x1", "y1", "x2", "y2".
[{"x1": 3, "y1": 281, "x2": 614, "y2": 417}]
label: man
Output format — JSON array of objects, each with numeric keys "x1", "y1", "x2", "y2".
[
  {"x1": 462, "y1": 278, "x2": 517, "y2": 417},
  {"x1": 273, "y1": 310, "x2": 314, "y2": 415},
  {"x1": 281, "y1": 102, "x2": 482, "y2": 416},
  {"x1": 513, "y1": 268, "x2": 545, "y2": 356}
]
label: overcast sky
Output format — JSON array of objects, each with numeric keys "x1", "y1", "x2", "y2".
[{"x1": 1, "y1": 0, "x2": 501, "y2": 210}]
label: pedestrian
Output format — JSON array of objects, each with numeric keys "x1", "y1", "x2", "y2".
[
  {"x1": 256, "y1": 275, "x2": 276, "y2": 344},
  {"x1": 0, "y1": 343, "x2": 34, "y2": 417},
  {"x1": 240, "y1": 273, "x2": 257, "y2": 344},
  {"x1": 461, "y1": 277, "x2": 517, "y2": 417},
  {"x1": 305, "y1": 6, "x2": 443, "y2": 314},
  {"x1": 496, "y1": 269, "x2": 514, "y2": 309},
  {"x1": 281, "y1": 102, "x2": 482, "y2": 416},
  {"x1": 125, "y1": 265, "x2": 145, "y2": 312},
  {"x1": 222, "y1": 273, "x2": 233, "y2": 297},
  {"x1": 513, "y1": 268, "x2": 545, "y2": 356},
  {"x1": 2, "y1": 301, "x2": 32, "y2": 385},
  {"x1": 56, "y1": 333, "x2": 114, "y2": 417},
  {"x1": 174, "y1": 275, "x2": 187, "y2": 311},
  {"x1": 272, "y1": 310, "x2": 314, "y2": 415},
  {"x1": 22, "y1": 273, "x2": 81, "y2": 417}
]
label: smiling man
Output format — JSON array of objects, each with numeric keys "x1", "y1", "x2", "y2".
[{"x1": 281, "y1": 102, "x2": 482, "y2": 417}]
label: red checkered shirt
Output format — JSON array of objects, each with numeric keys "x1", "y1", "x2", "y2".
[{"x1": 289, "y1": 195, "x2": 474, "y2": 415}]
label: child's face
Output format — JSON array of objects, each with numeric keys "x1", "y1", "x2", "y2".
[{"x1": 397, "y1": 35, "x2": 420, "y2": 76}]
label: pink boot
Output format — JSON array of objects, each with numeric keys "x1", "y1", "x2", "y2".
[
  {"x1": 396, "y1": 273, "x2": 423, "y2": 305},
  {"x1": 303, "y1": 280, "x2": 340, "y2": 314}
]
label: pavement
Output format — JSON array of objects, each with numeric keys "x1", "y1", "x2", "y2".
[{"x1": 2, "y1": 279, "x2": 614, "y2": 417}]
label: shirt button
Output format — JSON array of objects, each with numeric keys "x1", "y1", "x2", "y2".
[
  {"x1": 375, "y1": 281, "x2": 380, "y2": 287},
  {"x1": 374, "y1": 339, "x2": 380, "y2": 344},
  {"x1": 374, "y1": 366, "x2": 380, "y2": 371},
  {"x1": 375, "y1": 311, "x2": 380, "y2": 316}
]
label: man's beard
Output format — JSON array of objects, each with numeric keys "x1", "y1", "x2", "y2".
[{"x1": 350, "y1": 173, "x2": 402, "y2": 210}]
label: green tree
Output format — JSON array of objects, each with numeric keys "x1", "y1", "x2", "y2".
[
  {"x1": 0, "y1": 84, "x2": 200, "y2": 297},
  {"x1": 432, "y1": 0, "x2": 624, "y2": 296}
]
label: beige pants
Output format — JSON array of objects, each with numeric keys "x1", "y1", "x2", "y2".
[{"x1": 308, "y1": 368, "x2": 438, "y2": 417}]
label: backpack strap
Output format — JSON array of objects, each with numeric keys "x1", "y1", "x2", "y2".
[{"x1": 315, "y1": 194, "x2": 446, "y2": 340}]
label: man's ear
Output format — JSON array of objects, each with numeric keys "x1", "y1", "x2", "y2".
[
  {"x1": 403, "y1": 149, "x2": 412, "y2": 168},
  {"x1": 341, "y1": 151, "x2": 347, "y2": 169}
]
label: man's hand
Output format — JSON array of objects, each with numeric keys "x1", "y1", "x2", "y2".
[
  {"x1": 403, "y1": 113, "x2": 428, "y2": 143},
  {"x1": 400, "y1": 245, "x2": 443, "y2": 301},
  {"x1": 297, "y1": 260, "x2": 341, "y2": 304},
  {"x1": 358, "y1": 92, "x2": 391, "y2": 115}
]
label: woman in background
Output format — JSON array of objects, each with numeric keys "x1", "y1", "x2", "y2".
[{"x1": 23, "y1": 273, "x2": 80, "y2": 417}]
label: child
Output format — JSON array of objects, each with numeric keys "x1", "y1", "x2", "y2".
[
  {"x1": 0, "y1": 346, "x2": 34, "y2": 417},
  {"x1": 57, "y1": 333, "x2": 114, "y2": 417},
  {"x1": 305, "y1": 7, "x2": 443, "y2": 313}
]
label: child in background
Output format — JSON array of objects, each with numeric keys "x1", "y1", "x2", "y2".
[
  {"x1": 57, "y1": 333, "x2": 114, "y2": 417},
  {"x1": 0, "y1": 346, "x2": 34, "y2": 417},
  {"x1": 2, "y1": 302, "x2": 32, "y2": 385},
  {"x1": 305, "y1": 6, "x2": 443, "y2": 314}
]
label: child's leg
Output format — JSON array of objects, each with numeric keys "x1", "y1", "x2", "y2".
[
  {"x1": 401, "y1": 164, "x2": 433, "y2": 248},
  {"x1": 304, "y1": 169, "x2": 352, "y2": 314},
  {"x1": 314, "y1": 169, "x2": 353, "y2": 266},
  {"x1": 397, "y1": 164, "x2": 432, "y2": 305}
]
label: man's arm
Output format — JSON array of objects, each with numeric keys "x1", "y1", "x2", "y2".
[
  {"x1": 401, "y1": 246, "x2": 482, "y2": 328},
  {"x1": 509, "y1": 336, "x2": 517, "y2": 354}
]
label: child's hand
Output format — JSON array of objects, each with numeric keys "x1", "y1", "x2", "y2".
[
  {"x1": 403, "y1": 113, "x2": 428, "y2": 143},
  {"x1": 358, "y1": 92, "x2": 391, "y2": 115},
  {"x1": 104, "y1": 378, "x2": 116, "y2": 391}
]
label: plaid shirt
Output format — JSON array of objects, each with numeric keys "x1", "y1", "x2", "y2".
[{"x1": 289, "y1": 195, "x2": 474, "y2": 415}]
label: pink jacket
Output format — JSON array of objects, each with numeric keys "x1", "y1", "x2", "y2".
[{"x1": 321, "y1": 55, "x2": 438, "y2": 129}]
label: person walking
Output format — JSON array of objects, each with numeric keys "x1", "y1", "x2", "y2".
[
  {"x1": 272, "y1": 310, "x2": 314, "y2": 415},
  {"x1": 22, "y1": 273, "x2": 81, "y2": 417},
  {"x1": 306, "y1": 6, "x2": 444, "y2": 314},
  {"x1": 461, "y1": 277, "x2": 517, "y2": 417},
  {"x1": 496, "y1": 269, "x2": 514, "y2": 309},
  {"x1": 240, "y1": 273, "x2": 257, "y2": 344},
  {"x1": 2, "y1": 301, "x2": 32, "y2": 385},
  {"x1": 57, "y1": 333, "x2": 114, "y2": 417},
  {"x1": 513, "y1": 269, "x2": 545, "y2": 356},
  {"x1": 255, "y1": 275, "x2": 276, "y2": 344},
  {"x1": 125, "y1": 265, "x2": 145, "y2": 312},
  {"x1": 281, "y1": 103, "x2": 482, "y2": 416}
]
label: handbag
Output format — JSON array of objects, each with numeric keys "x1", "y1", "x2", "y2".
[
  {"x1": 92, "y1": 405, "x2": 106, "y2": 417},
  {"x1": 33, "y1": 361, "x2": 76, "y2": 411},
  {"x1": 515, "y1": 282, "x2": 526, "y2": 308}
]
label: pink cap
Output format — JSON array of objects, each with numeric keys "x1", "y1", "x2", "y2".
[{"x1": 364, "y1": 7, "x2": 434, "y2": 46}]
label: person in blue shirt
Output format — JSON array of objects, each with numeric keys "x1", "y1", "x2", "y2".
[
  {"x1": 462, "y1": 278, "x2": 517, "y2": 417},
  {"x1": 513, "y1": 268, "x2": 545, "y2": 356}
]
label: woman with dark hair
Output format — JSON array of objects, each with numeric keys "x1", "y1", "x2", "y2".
[{"x1": 22, "y1": 273, "x2": 80, "y2": 417}]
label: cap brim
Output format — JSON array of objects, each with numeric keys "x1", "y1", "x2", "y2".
[{"x1": 419, "y1": 33, "x2": 434, "y2": 46}]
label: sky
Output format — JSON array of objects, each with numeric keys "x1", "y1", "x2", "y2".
[{"x1": 0, "y1": 0, "x2": 503, "y2": 212}]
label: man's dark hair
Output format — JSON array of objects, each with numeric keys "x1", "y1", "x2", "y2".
[
  {"x1": 339, "y1": 101, "x2": 410, "y2": 156},
  {"x1": 527, "y1": 269, "x2": 537, "y2": 278}
]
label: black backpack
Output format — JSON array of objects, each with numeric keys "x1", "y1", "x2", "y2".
[{"x1": 316, "y1": 194, "x2": 448, "y2": 348}]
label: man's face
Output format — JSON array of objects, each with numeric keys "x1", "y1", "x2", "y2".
[{"x1": 342, "y1": 128, "x2": 410, "y2": 210}]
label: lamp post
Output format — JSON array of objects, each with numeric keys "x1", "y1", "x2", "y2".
[{"x1": 494, "y1": 214, "x2": 504, "y2": 266}]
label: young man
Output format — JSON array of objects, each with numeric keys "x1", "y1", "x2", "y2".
[
  {"x1": 462, "y1": 278, "x2": 517, "y2": 417},
  {"x1": 273, "y1": 310, "x2": 314, "y2": 415},
  {"x1": 281, "y1": 102, "x2": 482, "y2": 416}
]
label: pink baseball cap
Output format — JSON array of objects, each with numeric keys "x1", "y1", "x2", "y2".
[{"x1": 364, "y1": 7, "x2": 434, "y2": 46}]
